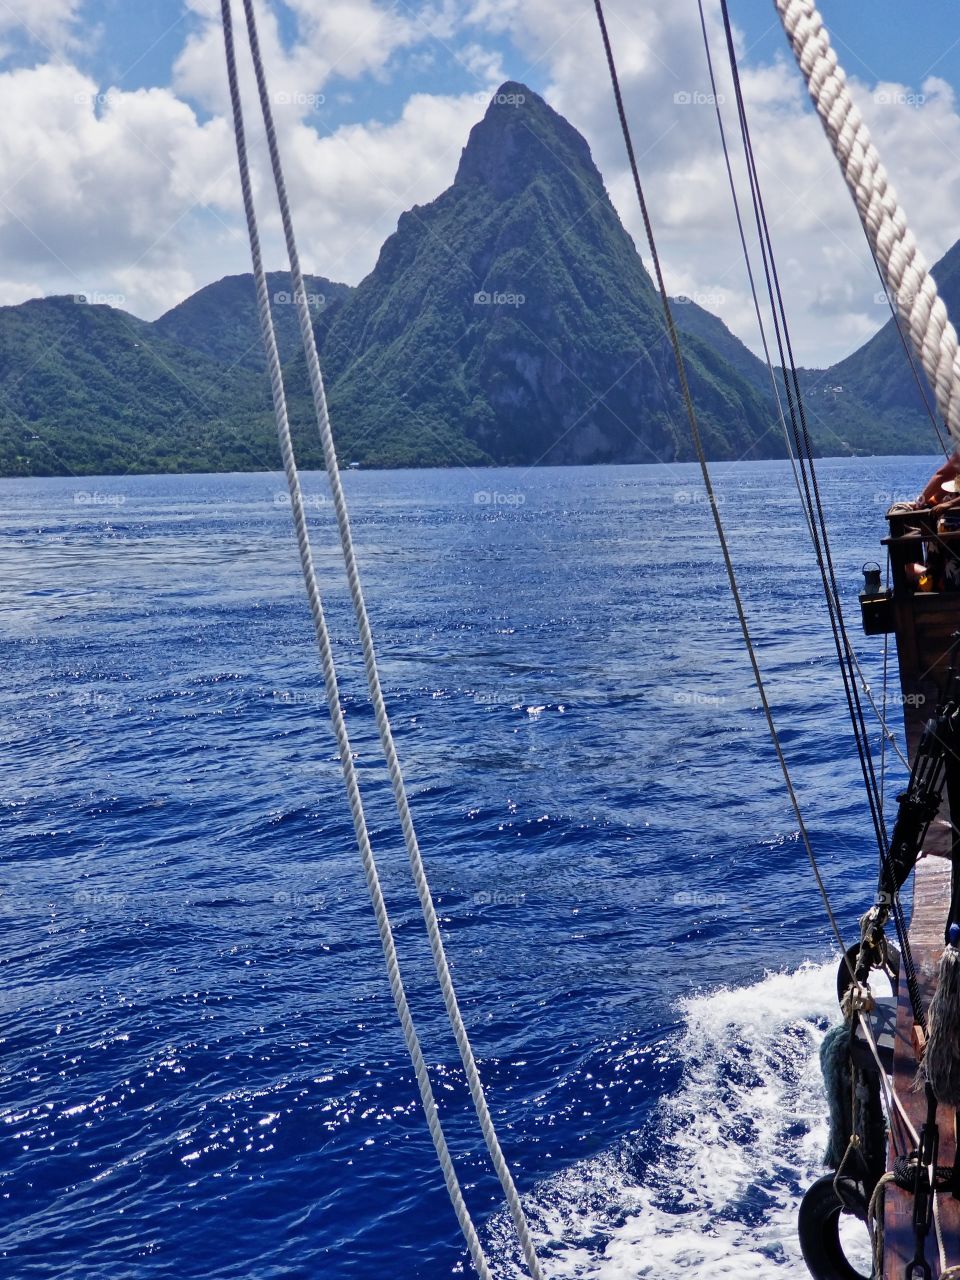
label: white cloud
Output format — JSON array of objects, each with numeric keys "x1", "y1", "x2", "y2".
[
  {"x1": 173, "y1": 0, "x2": 427, "y2": 118},
  {"x1": 458, "y1": 41, "x2": 506, "y2": 88},
  {"x1": 0, "y1": 52, "x2": 485, "y2": 319},
  {"x1": 0, "y1": 0, "x2": 493, "y2": 318},
  {"x1": 454, "y1": 0, "x2": 960, "y2": 367},
  {"x1": 0, "y1": 0, "x2": 957, "y2": 373},
  {"x1": 272, "y1": 90, "x2": 486, "y2": 281},
  {"x1": 0, "y1": 0, "x2": 83, "y2": 51},
  {"x1": 0, "y1": 62, "x2": 234, "y2": 313}
]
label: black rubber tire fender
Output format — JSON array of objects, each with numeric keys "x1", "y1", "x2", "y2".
[{"x1": 798, "y1": 1175, "x2": 871, "y2": 1280}]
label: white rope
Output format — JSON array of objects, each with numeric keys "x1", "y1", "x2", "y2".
[
  {"x1": 238, "y1": 4, "x2": 545, "y2": 1276},
  {"x1": 217, "y1": 5, "x2": 494, "y2": 1275},
  {"x1": 856, "y1": 1008, "x2": 918, "y2": 1148},
  {"x1": 226, "y1": 4, "x2": 545, "y2": 1275},
  {"x1": 775, "y1": 0, "x2": 960, "y2": 444},
  {"x1": 850, "y1": 652, "x2": 910, "y2": 773},
  {"x1": 935, "y1": 1183, "x2": 950, "y2": 1276},
  {"x1": 868, "y1": 1170, "x2": 896, "y2": 1277}
]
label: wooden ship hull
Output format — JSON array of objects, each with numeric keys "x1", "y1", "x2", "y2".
[{"x1": 863, "y1": 502, "x2": 960, "y2": 1277}]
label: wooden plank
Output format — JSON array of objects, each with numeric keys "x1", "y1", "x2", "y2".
[{"x1": 883, "y1": 856, "x2": 960, "y2": 1279}]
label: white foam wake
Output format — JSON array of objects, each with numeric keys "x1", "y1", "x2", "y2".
[{"x1": 492, "y1": 961, "x2": 869, "y2": 1277}]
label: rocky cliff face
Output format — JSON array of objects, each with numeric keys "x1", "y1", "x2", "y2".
[{"x1": 305, "y1": 81, "x2": 784, "y2": 467}]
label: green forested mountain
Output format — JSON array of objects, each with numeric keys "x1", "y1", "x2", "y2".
[
  {"x1": 814, "y1": 242, "x2": 960, "y2": 452},
  {"x1": 672, "y1": 260, "x2": 954, "y2": 458},
  {"x1": 671, "y1": 296, "x2": 770, "y2": 395},
  {"x1": 153, "y1": 271, "x2": 352, "y2": 371},
  {"x1": 670, "y1": 298, "x2": 940, "y2": 457},
  {"x1": 292, "y1": 82, "x2": 783, "y2": 467},
  {"x1": 0, "y1": 296, "x2": 277, "y2": 476},
  {"x1": 0, "y1": 81, "x2": 952, "y2": 477}
]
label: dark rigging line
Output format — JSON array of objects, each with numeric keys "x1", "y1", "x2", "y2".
[
  {"x1": 590, "y1": 0, "x2": 853, "y2": 964},
  {"x1": 694, "y1": 0, "x2": 812, "y2": 529},
  {"x1": 716, "y1": 0, "x2": 888, "y2": 873},
  {"x1": 713, "y1": 0, "x2": 924, "y2": 1025},
  {"x1": 698, "y1": 0, "x2": 899, "y2": 859},
  {"x1": 699, "y1": 1, "x2": 897, "y2": 850},
  {"x1": 716, "y1": 0, "x2": 900, "y2": 883}
]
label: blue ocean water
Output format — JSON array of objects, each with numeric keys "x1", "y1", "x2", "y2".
[{"x1": 0, "y1": 458, "x2": 934, "y2": 1278}]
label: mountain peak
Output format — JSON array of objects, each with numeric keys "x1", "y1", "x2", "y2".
[
  {"x1": 454, "y1": 81, "x2": 600, "y2": 199},
  {"x1": 490, "y1": 79, "x2": 530, "y2": 102},
  {"x1": 296, "y1": 77, "x2": 785, "y2": 469}
]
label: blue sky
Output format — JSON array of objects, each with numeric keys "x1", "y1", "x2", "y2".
[
  {"x1": 740, "y1": 1, "x2": 960, "y2": 89},
  {"x1": 12, "y1": 1, "x2": 956, "y2": 128},
  {"x1": 2, "y1": 0, "x2": 959, "y2": 366}
]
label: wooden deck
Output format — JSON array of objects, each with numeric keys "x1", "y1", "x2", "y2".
[{"x1": 883, "y1": 855, "x2": 959, "y2": 1279}]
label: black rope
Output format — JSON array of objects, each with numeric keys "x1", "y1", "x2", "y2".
[
  {"x1": 694, "y1": 0, "x2": 812, "y2": 513},
  {"x1": 714, "y1": 0, "x2": 926, "y2": 1029},
  {"x1": 716, "y1": 0, "x2": 885, "y2": 858},
  {"x1": 893, "y1": 1155, "x2": 954, "y2": 1193},
  {"x1": 591, "y1": 0, "x2": 855, "y2": 971}
]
